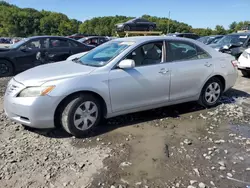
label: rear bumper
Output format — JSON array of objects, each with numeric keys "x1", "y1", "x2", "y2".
[{"x1": 225, "y1": 72, "x2": 238, "y2": 92}]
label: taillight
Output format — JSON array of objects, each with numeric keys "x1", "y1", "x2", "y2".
[{"x1": 231, "y1": 60, "x2": 238, "y2": 67}]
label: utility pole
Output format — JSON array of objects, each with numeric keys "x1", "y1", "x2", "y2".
[{"x1": 167, "y1": 11, "x2": 171, "y2": 34}]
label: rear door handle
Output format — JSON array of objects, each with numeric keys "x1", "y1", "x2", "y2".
[
  {"x1": 159, "y1": 68, "x2": 169, "y2": 74},
  {"x1": 204, "y1": 62, "x2": 212, "y2": 67}
]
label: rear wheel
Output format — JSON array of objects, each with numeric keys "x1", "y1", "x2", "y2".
[
  {"x1": 198, "y1": 77, "x2": 223, "y2": 108},
  {"x1": 60, "y1": 94, "x2": 102, "y2": 137},
  {"x1": 0, "y1": 60, "x2": 13, "y2": 77},
  {"x1": 241, "y1": 70, "x2": 250, "y2": 77}
]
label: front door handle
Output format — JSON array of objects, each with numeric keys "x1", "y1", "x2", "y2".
[
  {"x1": 159, "y1": 68, "x2": 169, "y2": 74},
  {"x1": 204, "y1": 62, "x2": 212, "y2": 67}
]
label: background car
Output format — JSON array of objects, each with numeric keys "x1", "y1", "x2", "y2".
[
  {"x1": 115, "y1": 17, "x2": 157, "y2": 31},
  {"x1": 167, "y1": 33, "x2": 200, "y2": 40},
  {"x1": 78, "y1": 36, "x2": 110, "y2": 47},
  {"x1": 4, "y1": 36, "x2": 237, "y2": 137},
  {"x1": 237, "y1": 48, "x2": 250, "y2": 77},
  {"x1": 0, "y1": 36, "x2": 94, "y2": 76},
  {"x1": 67, "y1": 33, "x2": 99, "y2": 40},
  {"x1": 209, "y1": 32, "x2": 250, "y2": 58},
  {"x1": 197, "y1": 35, "x2": 224, "y2": 45}
]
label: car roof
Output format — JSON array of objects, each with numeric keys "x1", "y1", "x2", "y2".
[
  {"x1": 27, "y1": 36, "x2": 72, "y2": 40},
  {"x1": 83, "y1": 36, "x2": 107, "y2": 40},
  {"x1": 112, "y1": 36, "x2": 225, "y2": 58},
  {"x1": 228, "y1": 32, "x2": 250, "y2": 36},
  {"x1": 112, "y1": 36, "x2": 200, "y2": 43}
]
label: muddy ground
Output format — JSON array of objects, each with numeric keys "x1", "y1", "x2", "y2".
[{"x1": 0, "y1": 72, "x2": 250, "y2": 188}]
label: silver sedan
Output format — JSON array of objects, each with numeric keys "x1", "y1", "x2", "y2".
[{"x1": 4, "y1": 36, "x2": 238, "y2": 137}]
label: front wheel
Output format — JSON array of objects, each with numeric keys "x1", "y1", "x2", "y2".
[
  {"x1": 124, "y1": 25, "x2": 130, "y2": 31},
  {"x1": 198, "y1": 78, "x2": 223, "y2": 108},
  {"x1": 0, "y1": 60, "x2": 13, "y2": 77},
  {"x1": 61, "y1": 94, "x2": 102, "y2": 137}
]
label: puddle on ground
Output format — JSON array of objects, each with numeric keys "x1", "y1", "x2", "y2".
[{"x1": 230, "y1": 124, "x2": 250, "y2": 138}]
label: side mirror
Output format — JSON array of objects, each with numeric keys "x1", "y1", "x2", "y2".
[{"x1": 118, "y1": 59, "x2": 135, "y2": 69}]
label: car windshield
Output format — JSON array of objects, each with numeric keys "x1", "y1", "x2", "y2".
[
  {"x1": 197, "y1": 36, "x2": 209, "y2": 43},
  {"x1": 9, "y1": 38, "x2": 28, "y2": 49},
  {"x1": 78, "y1": 38, "x2": 88, "y2": 43},
  {"x1": 217, "y1": 35, "x2": 249, "y2": 46},
  {"x1": 78, "y1": 41, "x2": 134, "y2": 67},
  {"x1": 210, "y1": 36, "x2": 223, "y2": 44}
]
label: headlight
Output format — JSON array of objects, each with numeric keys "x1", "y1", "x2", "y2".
[
  {"x1": 242, "y1": 51, "x2": 249, "y2": 59},
  {"x1": 18, "y1": 86, "x2": 55, "y2": 97}
]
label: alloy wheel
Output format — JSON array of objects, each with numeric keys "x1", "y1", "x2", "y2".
[
  {"x1": 73, "y1": 101, "x2": 98, "y2": 131},
  {"x1": 205, "y1": 82, "x2": 221, "y2": 104},
  {"x1": 0, "y1": 63, "x2": 9, "y2": 74}
]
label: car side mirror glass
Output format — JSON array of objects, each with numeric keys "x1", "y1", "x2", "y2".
[{"x1": 118, "y1": 59, "x2": 135, "y2": 69}]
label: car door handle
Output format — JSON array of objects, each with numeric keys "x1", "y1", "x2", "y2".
[
  {"x1": 159, "y1": 68, "x2": 169, "y2": 74},
  {"x1": 204, "y1": 62, "x2": 212, "y2": 67}
]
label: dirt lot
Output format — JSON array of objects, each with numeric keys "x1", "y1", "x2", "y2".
[{"x1": 0, "y1": 72, "x2": 250, "y2": 188}]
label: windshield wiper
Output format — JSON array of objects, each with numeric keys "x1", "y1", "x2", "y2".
[
  {"x1": 71, "y1": 58, "x2": 81, "y2": 63},
  {"x1": 81, "y1": 63, "x2": 100, "y2": 67}
]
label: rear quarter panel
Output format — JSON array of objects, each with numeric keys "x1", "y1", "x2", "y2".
[{"x1": 212, "y1": 54, "x2": 238, "y2": 91}]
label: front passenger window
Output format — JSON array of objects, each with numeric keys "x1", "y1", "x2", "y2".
[{"x1": 125, "y1": 42, "x2": 163, "y2": 67}]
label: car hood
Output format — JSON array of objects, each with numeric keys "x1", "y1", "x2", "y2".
[
  {"x1": 209, "y1": 43, "x2": 222, "y2": 49},
  {"x1": 14, "y1": 60, "x2": 97, "y2": 86},
  {"x1": 115, "y1": 23, "x2": 124, "y2": 26},
  {"x1": 0, "y1": 48, "x2": 11, "y2": 52},
  {"x1": 245, "y1": 48, "x2": 250, "y2": 53}
]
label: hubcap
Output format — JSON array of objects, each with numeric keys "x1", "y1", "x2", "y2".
[
  {"x1": 73, "y1": 101, "x2": 98, "y2": 131},
  {"x1": 0, "y1": 63, "x2": 8, "y2": 74},
  {"x1": 205, "y1": 82, "x2": 221, "y2": 104}
]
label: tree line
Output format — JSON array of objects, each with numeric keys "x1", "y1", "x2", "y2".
[{"x1": 0, "y1": 1, "x2": 249, "y2": 37}]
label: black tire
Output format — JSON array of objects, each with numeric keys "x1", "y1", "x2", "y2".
[
  {"x1": 241, "y1": 70, "x2": 250, "y2": 77},
  {"x1": 198, "y1": 77, "x2": 223, "y2": 108},
  {"x1": 124, "y1": 25, "x2": 130, "y2": 31},
  {"x1": 60, "y1": 94, "x2": 102, "y2": 137},
  {"x1": 0, "y1": 60, "x2": 13, "y2": 77},
  {"x1": 148, "y1": 26, "x2": 154, "y2": 31}
]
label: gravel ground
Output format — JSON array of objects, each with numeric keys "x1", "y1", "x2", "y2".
[{"x1": 0, "y1": 73, "x2": 250, "y2": 188}]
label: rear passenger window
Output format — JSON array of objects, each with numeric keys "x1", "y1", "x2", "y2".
[
  {"x1": 50, "y1": 39, "x2": 69, "y2": 48},
  {"x1": 167, "y1": 41, "x2": 210, "y2": 62}
]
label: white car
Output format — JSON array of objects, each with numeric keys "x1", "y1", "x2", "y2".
[{"x1": 238, "y1": 48, "x2": 250, "y2": 77}]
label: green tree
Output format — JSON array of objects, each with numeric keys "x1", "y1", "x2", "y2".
[
  {"x1": 229, "y1": 21, "x2": 237, "y2": 33},
  {"x1": 214, "y1": 25, "x2": 227, "y2": 35}
]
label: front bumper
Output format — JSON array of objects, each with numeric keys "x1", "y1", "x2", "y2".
[{"x1": 4, "y1": 91, "x2": 63, "y2": 129}]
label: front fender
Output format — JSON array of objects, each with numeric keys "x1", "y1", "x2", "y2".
[{"x1": 45, "y1": 74, "x2": 112, "y2": 115}]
